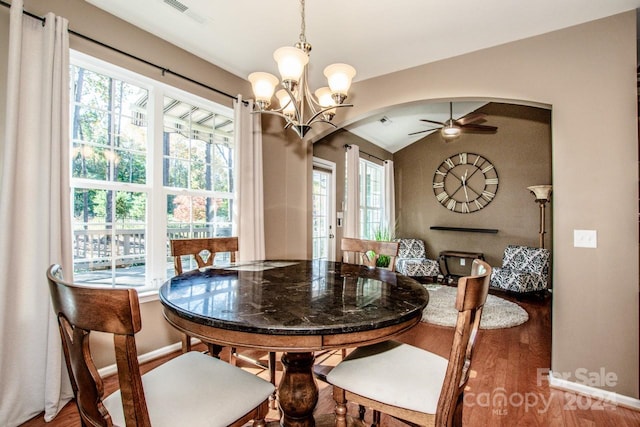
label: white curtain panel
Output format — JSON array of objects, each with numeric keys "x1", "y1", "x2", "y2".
[
  {"x1": 0, "y1": 2, "x2": 73, "y2": 425},
  {"x1": 344, "y1": 144, "x2": 360, "y2": 239},
  {"x1": 233, "y1": 96, "x2": 265, "y2": 261},
  {"x1": 383, "y1": 160, "x2": 396, "y2": 237}
]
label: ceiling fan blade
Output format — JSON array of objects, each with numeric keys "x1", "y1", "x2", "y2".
[
  {"x1": 408, "y1": 129, "x2": 433, "y2": 136},
  {"x1": 456, "y1": 112, "x2": 486, "y2": 126},
  {"x1": 419, "y1": 119, "x2": 445, "y2": 126},
  {"x1": 460, "y1": 123, "x2": 498, "y2": 132}
]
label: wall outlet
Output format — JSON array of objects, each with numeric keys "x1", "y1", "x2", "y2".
[
  {"x1": 460, "y1": 258, "x2": 466, "y2": 266},
  {"x1": 574, "y1": 229, "x2": 597, "y2": 248}
]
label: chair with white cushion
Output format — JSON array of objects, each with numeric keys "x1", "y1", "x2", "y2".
[
  {"x1": 47, "y1": 264, "x2": 275, "y2": 427},
  {"x1": 394, "y1": 238, "x2": 441, "y2": 279},
  {"x1": 326, "y1": 259, "x2": 491, "y2": 427}
]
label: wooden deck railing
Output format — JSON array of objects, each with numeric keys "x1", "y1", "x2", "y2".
[{"x1": 73, "y1": 226, "x2": 231, "y2": 270}]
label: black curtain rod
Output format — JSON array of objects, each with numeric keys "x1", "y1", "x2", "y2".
[
  {"x1": 0, "y1": 0, "x2": 245, "y2": 104},
  {"x1": 343, "y1": 144, "x2": 386, "y2": 163}
]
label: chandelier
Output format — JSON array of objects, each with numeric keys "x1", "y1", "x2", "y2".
[{"x1": 248, "y1": 0, "x2": 356, "y2": 138}]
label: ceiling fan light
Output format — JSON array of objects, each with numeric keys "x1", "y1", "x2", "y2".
[
  {"x1": 324, "y1": 63, "x2": 356, "y2": 101},
  {"x1": 274, "y1": 46, "x2": 309, "y2": 87},
  {"x1": 248, "y1": 72, "x2": 279, "y2": 109},
  {"x1": 441, "y1": 125, "x2": 461, "y2": 140}
]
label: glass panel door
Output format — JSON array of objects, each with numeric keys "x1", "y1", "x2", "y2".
[{"x1": 312, "y1": 159, "x2": 336, "y2": 261}]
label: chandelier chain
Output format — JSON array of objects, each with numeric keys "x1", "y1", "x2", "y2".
[{"x1": 299, "y1": 0, "x2": 306, "y2": 44}]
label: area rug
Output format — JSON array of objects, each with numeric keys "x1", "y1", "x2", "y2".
[{"x1": 422, "y1": 284, "x2": 529, "y2": 329}]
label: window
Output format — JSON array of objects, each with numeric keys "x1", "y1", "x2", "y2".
[
  {"x1": 359, "y1": 159, "x2": 384, "y2": 239},
  {"x1": 70, "y1": 52, "x2": 235, "y2": 293}
]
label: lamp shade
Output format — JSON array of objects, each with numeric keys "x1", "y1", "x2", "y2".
[
  {"x1": 527, "y1": 185, "x2": 552, "y2": 201},
  {"x1": 314, "y1": 87, "x2": 336, "y2": 109},
  {"x1": 273, "y1": 46, "x2": 308, "y2": 83},
  {"x1": 248, "y1": 72, "x2": 278, "y2": 106},
  {"x1": 276, "y1": 89, "x2": 296, "y2": 116},
  {"x1": 324, "y1": 63, "x2": 356, "y2": 96}
]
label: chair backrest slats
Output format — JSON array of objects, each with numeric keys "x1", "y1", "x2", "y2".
[
  {"x1": 436, "y1": 259, "x2": 491, "y2": 426},
  {"x1": 170, "y1": 237, "x2": 239, "y2": 275},
  {"x1": 47, "y1": 264, "x2": 150, "y2": 427},
  {"x1": 341, "y1": 237, "x2": 399, "y2": 270}
]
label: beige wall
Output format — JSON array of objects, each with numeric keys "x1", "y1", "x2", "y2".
[
  {"x1": 314, "y1": 13, "x2": 639, "y2": 397},
  {"x1": 261, "y1": 114, "x2": 313, "y2": 259},
  {"x1": 1, "y1": 0, "x2": 308, "y2": 368},
  {"x1": 392, "y1": 102, "x2": 552, "y2": 276},
  {"x1": 0, "y1": 6, "x2": 6, "y2": 178}
]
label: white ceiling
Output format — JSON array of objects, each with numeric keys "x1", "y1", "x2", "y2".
[
  {"x1": 86, "y1": 0, "x2": 640, "y2": 152},
  {"x1": 345, "y1": 101, "x2": 489, "y2": 153}
]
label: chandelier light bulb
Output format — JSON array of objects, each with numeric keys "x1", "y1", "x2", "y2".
[
  {"x1": 314, "y1": 87, "x2": 335, "y2": 108},
  {"x1": 248, "y1": 72, "x2": 278, "y2": 109},
  {"x1": 314, "y1": 87, "x2": 336, "y2": 120},
  {"x1": 276, "y1": 89, "x2": 296, "y2": 117},
  {"x1": 324, "y1": 63, "x2": 356, "y2": 101},
  {"x1": 274, "y1": 46, "x2": 309, "y2": 88}
]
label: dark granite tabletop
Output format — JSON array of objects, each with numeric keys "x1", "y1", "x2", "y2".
[{"x1": 159, "y1": 260, "x2": 429, "y2": 336}]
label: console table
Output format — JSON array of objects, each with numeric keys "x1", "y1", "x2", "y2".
[{"x1": 438, "y1": 250, "x2": 485, "y2": 282}]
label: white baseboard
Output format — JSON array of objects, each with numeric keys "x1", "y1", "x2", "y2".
[
  {"x1": 549, "y1": 370, "x2": 640, "y2": 412},
  {"x1": 97, "y1": 339, "x2": 200, "y2": 378}
]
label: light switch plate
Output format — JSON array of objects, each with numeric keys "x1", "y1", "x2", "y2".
[{"x1": 574, "y1": 229, "x2": 597, "y2": 248}]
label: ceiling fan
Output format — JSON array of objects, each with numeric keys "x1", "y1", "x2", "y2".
[{"x1": 409, "y1": 102, "x2": 498, "y2": 141}]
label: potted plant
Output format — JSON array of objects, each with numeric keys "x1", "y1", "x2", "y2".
[{"x1": 372, "y1": 226, "x2": 394, "y2": 268}]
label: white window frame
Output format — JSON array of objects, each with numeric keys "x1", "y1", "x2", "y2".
[
  {"x1": 70, "y1": 51, "x2": 235, "y2": 297},
  {"x1": 359, "y1": 158, "x2": 384, "y2": 240}
]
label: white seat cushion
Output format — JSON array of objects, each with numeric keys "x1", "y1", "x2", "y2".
[
  {"x1": 327, "y1": 340, "x2": 448, "y2": 414},
  {"x1": 104, "y1": 351, "x2": 275, "y2": 427}
]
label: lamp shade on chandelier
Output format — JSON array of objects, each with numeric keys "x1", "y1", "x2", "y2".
[{"x1": 248, "y1": 0, "x2": 356, "y2": 138}]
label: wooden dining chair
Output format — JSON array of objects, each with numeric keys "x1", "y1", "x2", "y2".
[
  {"x1": 170, "y1": 237, "x2": 239, "y2": 353},
  {"x1": 170, "y1": 237, "x2": 277, "y2": 397},
  {"x1": 341, "y1": 237, "x2": 400, "y2": 271},
  {"x1": 170, "y1": 236, "x2": 239, "y2": 276},
  {"x1": 46, "y1": 264, "x2": 274, "y2": 427},
  {"x1": 326, "y1": 259, "x2": 492, "y2": 427},
  {"x1": 329, "y1": 238, "x2": 400, "y2": 364}
]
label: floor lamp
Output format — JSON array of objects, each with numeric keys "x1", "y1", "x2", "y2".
[{"x1": 527, "y1": 185, "x2": 552, "y2": 249}]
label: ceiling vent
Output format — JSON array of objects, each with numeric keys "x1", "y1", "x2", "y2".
[
  {"x1": 163, "y1": 0, "x2": 189, "y2": 13},
  {"x1": 379, "y1": 116, "x2": 392, "y2": 126}
]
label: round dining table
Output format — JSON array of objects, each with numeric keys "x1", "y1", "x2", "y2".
[{"x1": 159, "y1": 260, "x2": 429, "y2": 427}]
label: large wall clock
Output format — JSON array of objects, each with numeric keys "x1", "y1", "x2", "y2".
[{"x1": 432, "y1": 152, "x2": 499, "y2": 213}]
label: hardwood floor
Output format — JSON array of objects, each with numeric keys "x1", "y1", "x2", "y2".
[{"x1": 21, "y1": 291, "x2": 640, "y2": 426}]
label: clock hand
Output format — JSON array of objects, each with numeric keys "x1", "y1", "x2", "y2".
[
  {"x1": 461, "y1": 169, "x2": 469, "y2": 201},
  {"x1": 443, "y1": 169, "x2": 466, "y2": 200},
  {"x1": 447, "y1": 169, "x2": 465, "y2": 183}
]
